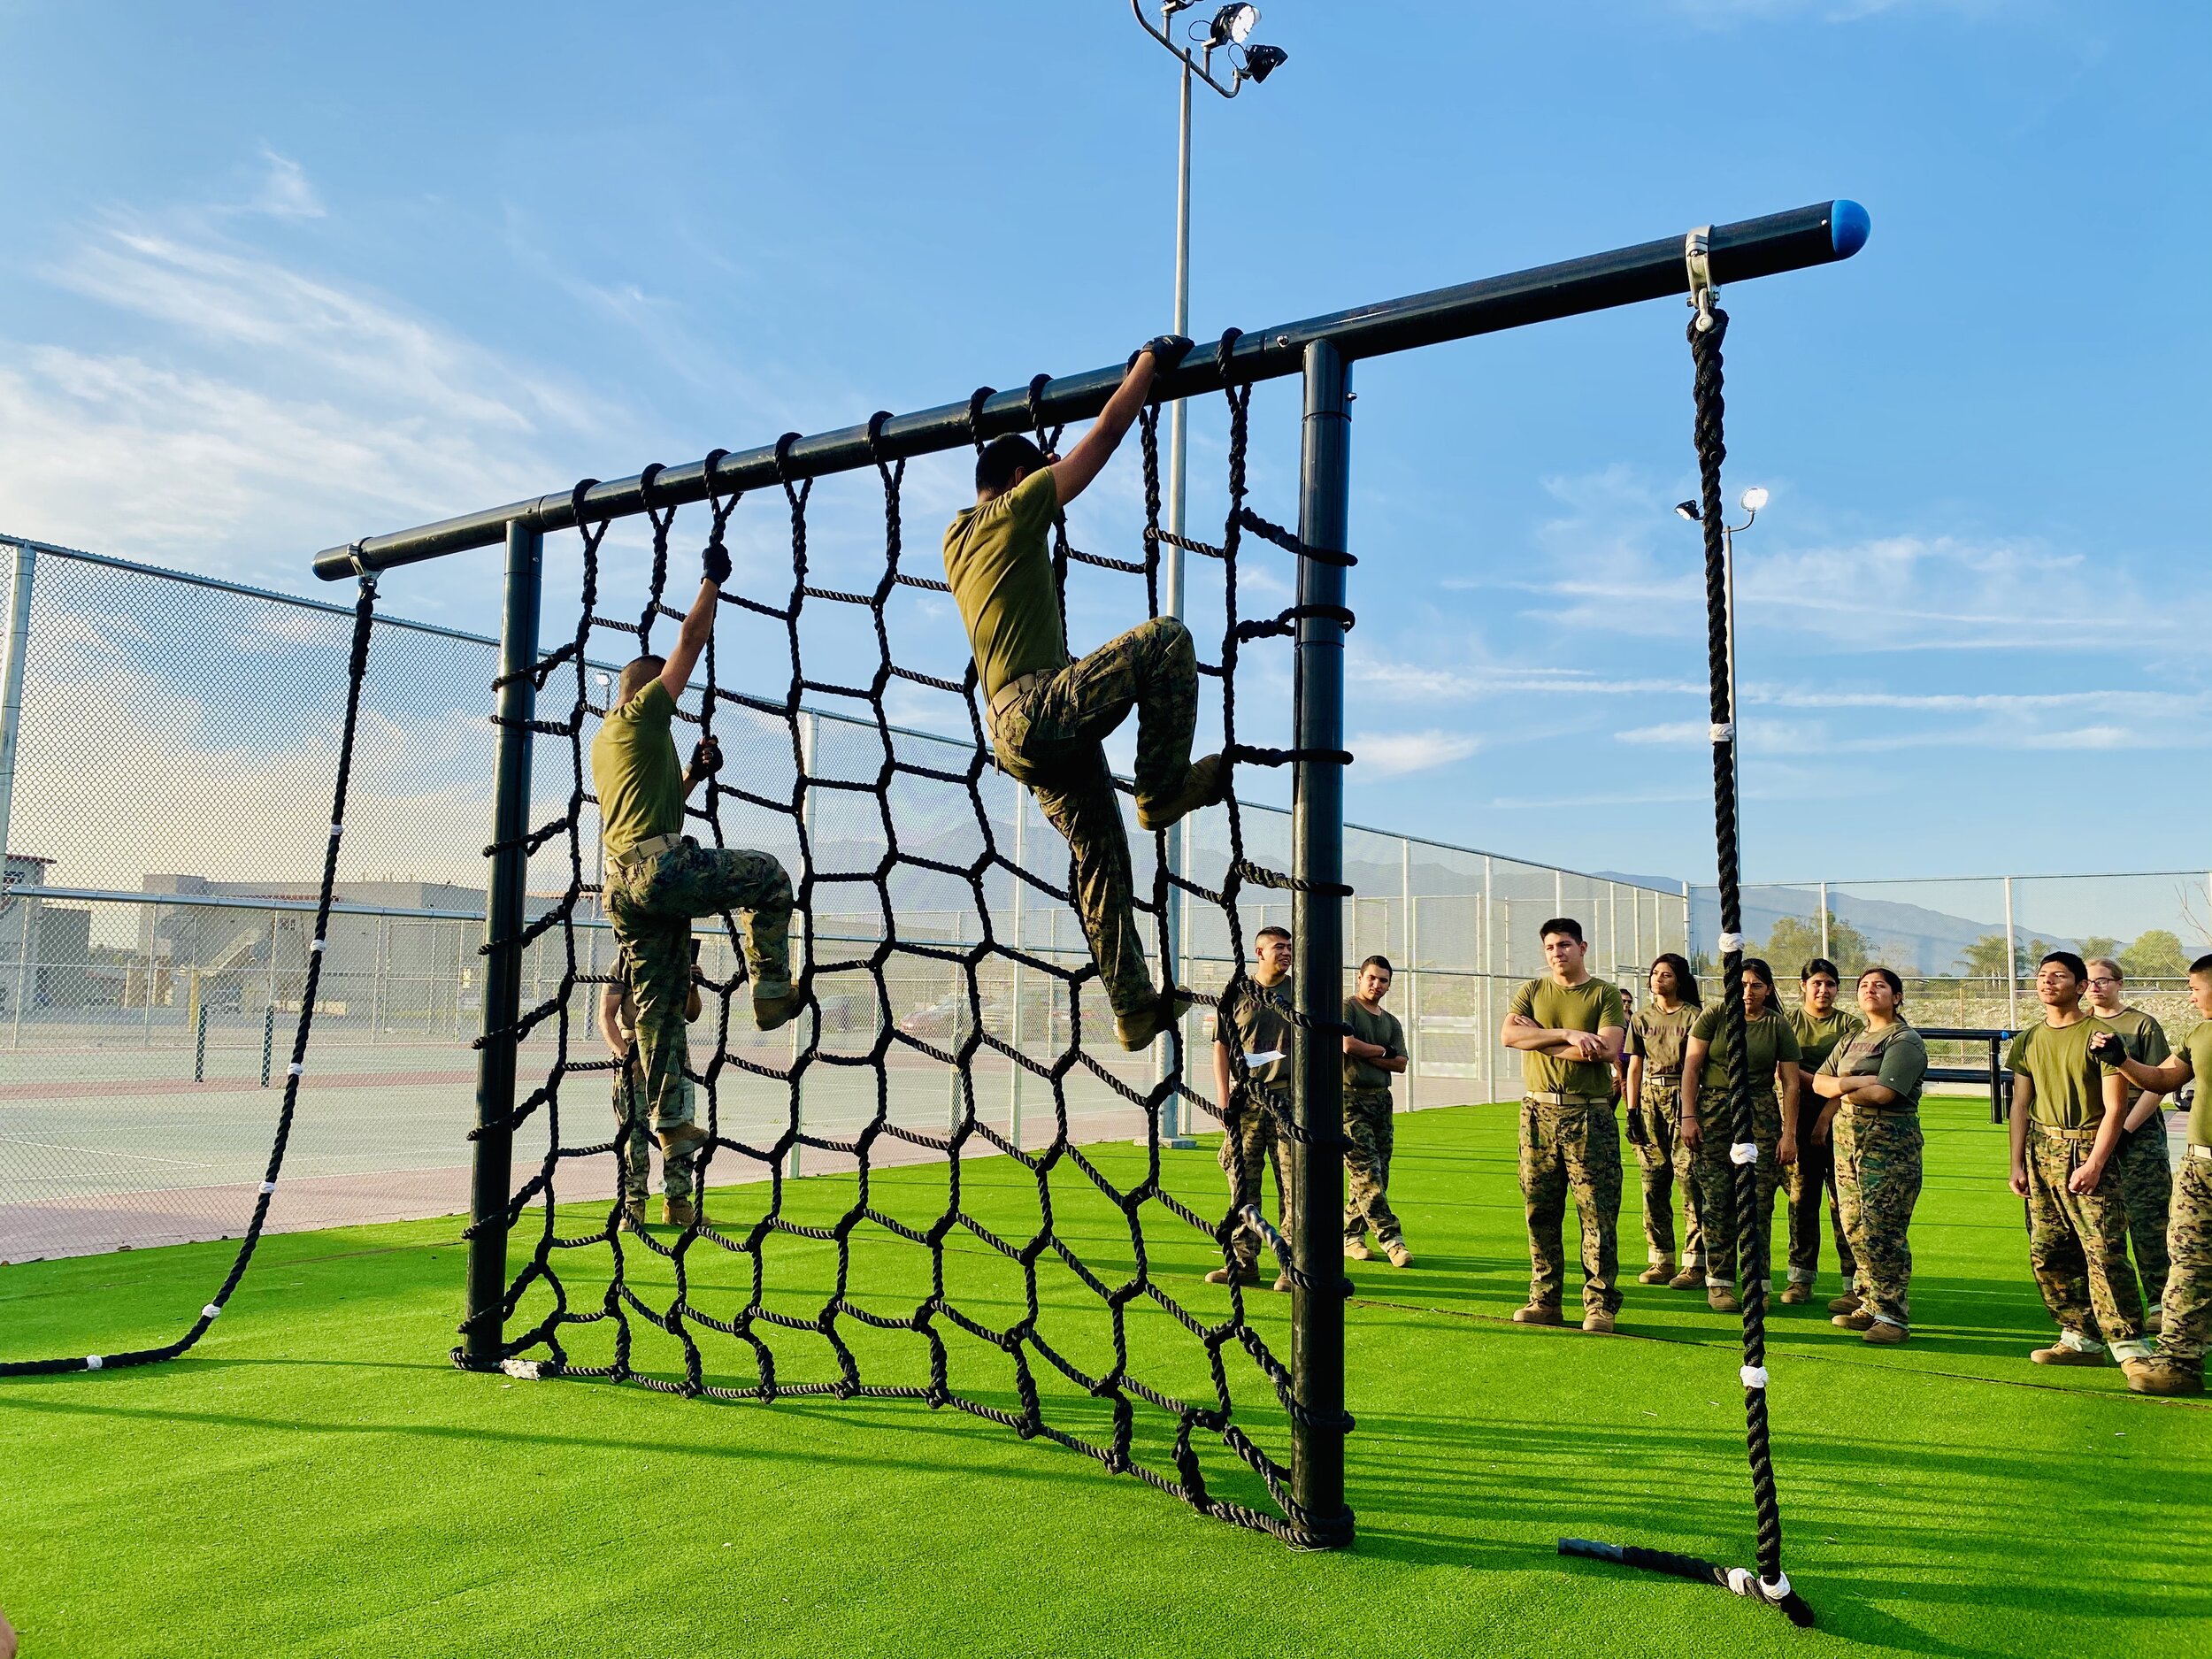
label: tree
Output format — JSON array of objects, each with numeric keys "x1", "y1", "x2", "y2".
[
  {"x1": 2078, "y1": 935, "x2": 2121, "y2": 965},
  {"x1": 2121, "y1": 929, "x2": 2191, "y2": 981},
  {"x1": 1957, "y1": 934, "x2": 2013, "y2": 981},
  {"x1": 1762, "y1": 910, "x2": 1872, "y2": 979}
]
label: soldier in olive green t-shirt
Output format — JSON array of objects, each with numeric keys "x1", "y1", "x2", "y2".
[
  {"x1": 2085, "y1": 962, "x2": 2178, "y2": 1314},
  {"x1": 1341, "y1": 956, "x2": 1410, "y2": 1266},
  {"x1": 1679, "y1": 961, "x2": 1802, "y2": 1309},
  {"x1": 1502, "y1": 920, "x2": 1628, "y2": 1330},
  {"x1": 1783, "y1": 962, "x2": 1866, "y2": 1302},
  {"x1": 941, "y1": 334, "x2": 1221, "y2": 1054}
]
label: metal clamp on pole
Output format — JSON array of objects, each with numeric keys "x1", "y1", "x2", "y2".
[{"x1": 1686, "y1": 226, "x2": 1717, "y2": 334}]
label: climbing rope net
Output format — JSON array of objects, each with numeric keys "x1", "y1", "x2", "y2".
[{"x1": 453, "y1": 340, "x2": 1352, "y2": 1545}]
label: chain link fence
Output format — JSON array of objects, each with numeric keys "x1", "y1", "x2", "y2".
[{"x1": 0, "y1": 537, "x2": 1686, "y2": 1259}]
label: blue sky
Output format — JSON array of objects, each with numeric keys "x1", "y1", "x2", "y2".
[{"x1": 2, "y1": 0, "x2": 2206, "y2": 887}]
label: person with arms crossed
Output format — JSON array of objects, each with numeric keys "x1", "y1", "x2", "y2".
[
  {"x1": 1502, "y1": 918, "x2": 1626, "y2": 1333},
  {"x1": 2085, "y1": 957, "x2": 2175, "y2": 1326},
  {"x1": 1680, "y1": 957, "x2": 1802, "y2": 1314},
  {"x1": 2091, "y1": 953, "x2": 2212, "y2": 1394},
  {"x1": 1625, "y1": 953, "x2": 1701, "y2": 1290},
  {"x1": 1808, "y1": 967, "x2": 1927, "y2": 1343},
  {"x1": 1210, "y1": 925, "x2": 1296, "y2": 1290},
  {"x1": 593, "y1": 545, "x2": 798, "y2": 1180},
  {"x1": 2005, "y1": 951, "x2": 2148, "y2": 1368},
  {"x1": 942, "y1": 335, "x2": 1224, "y2": 1052},
  {"x1": 1341, "y1": 954, "x2": 1411, "y2": 1268},
  {"x1": 1783, "y1": 956, "x2": 1863, "y2": 1305}
]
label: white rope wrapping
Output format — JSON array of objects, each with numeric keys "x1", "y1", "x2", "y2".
[
  {"x1": 84, "y1": 1355, "x2": 104, "y2": 1371},
  {"x1": 1730, "y1": 1141, "x2": 1758, "y2": 1165},
  {"x1": 502, "y1": 1358, "x2": 544, "y2": 1381},
  {"x1": 1718, "y1": 931, "x2": 1745, "y2": 954},
  {"x1": 202, "y1": 1303, "x2": 222, "y2": 1319},
  {"x1": 260, "y1": 1180, "x2": 278, "y2": 1194},
  {"x1": 1759, "y1": 1572, "x2": 1793, "y2": 1601},
  {"x1": 1725, "y1": 1567, "x2": 1755, "y2": 1596},
  {"x1": 311, "y1": 938, "x2": 326, "y2": 954},
  {"x1": 1709, "y1": 722, "x2": 1734, "y2": 742},
  {"x1": 329, "y1": 823, "x2": 343, "y2": 839},
  {"x1": 288, "y1": 1063, "x2": 304, "y2": 1078},
  {"x1": 1740, "y1": 1363, "x2": 1768, "y2": 1390}
]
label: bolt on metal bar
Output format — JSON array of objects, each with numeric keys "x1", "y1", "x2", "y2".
[{"x1": 312, "y1": 200, "x2": 1866, "y2": 581}]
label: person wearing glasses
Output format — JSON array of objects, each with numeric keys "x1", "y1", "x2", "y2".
[
  {"x1": 2085, "y1": 957, "x2": 2175, "y2": 1325},
  {"x1": 2004, "y1": 951, "x2": 2149, "y2": 1369}
]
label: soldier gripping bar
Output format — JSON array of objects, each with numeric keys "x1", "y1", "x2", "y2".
[{"x1": 311, "y1": 200, "x2": 1868, "y2": 580}]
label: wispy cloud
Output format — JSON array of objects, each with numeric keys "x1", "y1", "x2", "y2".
[
  {"x1": 245, "y1": 148, "x2": 325, "y2": 220},
  {"x1": 1351, "y1": 729, "x2": 1482, "y2": 777}
]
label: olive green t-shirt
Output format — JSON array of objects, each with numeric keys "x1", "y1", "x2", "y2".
[
  {"x1": 2099, "y1": 1005, "x2": 2173, "y2": 1110},
  {"x1": 941, "y1": 466, "x2": 1070, "y2": 700},
  {"x1": 2005, "y1": 1018, "x2": 2120, "y2": 1130},
  {"x1": 1342, "y1": 997, "x2": 1406, "y2": 1091},
  {"x1": 1690, "y1": 1002, "x2": 1801, "y2": 1101},
  {"x1": 1627, "y1": 1002, "x2": 1698, "y2": 1079},
  {"x1": 1789, "y1": 1006, "x2": 1865, "y2": 1077},
  {"x1": 1509, "y1": 976, "x2": 1626, "y2": 1100},
  {"x1": 2177, "y1": 1023, "x2": 2212, "y2": 1146},
  {"x1": 590, "y1": 678, "x2": 684, "y2": 860},
  {"x1": 1818, "y1": 1022, "x2": 1929, "y2": 1112},
  {"x1": 1222, "y1": 973, "x2": 1294, "y2": 1091}
]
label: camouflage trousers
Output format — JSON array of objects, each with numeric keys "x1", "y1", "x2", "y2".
[
  {"x1": 991, "y1": 616, "x2": 1196, "y2": 1022},
  {"x1": 2116, "y1": 1118, "x2": 2174, "y2": 1309},
  {"x1": 1342, "y1": 1087, "x2": 1402, "y2": 1248},
  {"x1": 2155, "y1": 1153, "x2": 2210, "y2": 1365},
  {"x1": 1632, "y1": 1077, "x2": 1694, "y2": 1268},
  {"x1": 605, "y1": 840, "x2": 794, "y2": 1142},
  {"x1": 1681, "y1": 1093, "x2": 1785, "y2": 1290},
  {"x1": 2025, "y1": 1125, "x2": 2148, "y2": 1359},
  {"x1": 1218, "y1": 1085, "x2": 1293, "y2": 1273},
  {"x1": 1520, "y1": 1099, "x2": 1622, "y2": 1317},
  {"x1": 613, "y1": 1055, "x2": 696, "y2": 1202},
  {"x1": 1786, "y1": 1118, "x2": 1859, "y2": 1286},
  {"x1": 1833, "y1": 1108, "x2": 1922, "y2": 1327}
]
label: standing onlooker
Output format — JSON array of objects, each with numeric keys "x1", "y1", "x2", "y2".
[
  {"x1": 1680, "y1": 958, "x2": 1802, "y2": 1312},
  {"x1": 2093, "y1": 953, "x2": 2212, "y2": 1396},
  {"x1": 1341, "y1": 955, "x2": 1411, "y2": 1267},
  {"x1": 2085, "y1": 957, "x2": 2175, "y2": 1325},
  {"x1": 1502, "y1": 918, "x2": 1627, "y2": 1333},
  {"x1": 2005, "y1": 951, "x2": 2149, "y2": 1368},
  {"x1": 1809, "y1": 968, "x2": 1928, "y2": 1343},
  {"x1": 1784, "y1": 957, "x2": 1864, "y2": 1305},
  {"x1": 1210, "y1": 925, "x2": 1295, "y2": 1290},
  {"x1": 1625, "y1": 954, "x2": 1701, "y2": 1288}
]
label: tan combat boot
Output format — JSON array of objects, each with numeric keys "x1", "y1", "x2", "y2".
[
  {"x1": 1778, "y1": 1282, "x2": 1811, "y2": 1306},
  {"x1": 662, "y1": 1194, "x2": 698, "y2": 1229},
  {"x1": 1581, "y1": 1309, "x2": 1616, "y2": 1334},
  {"x1": 1383, "y1": 1240, "x2": 1412, "y2": 1269},
  {"x1": 1344, "y1": 1238, "x2": 1373, "y2": 1262},
  {"x1": 2123, "y1": 1357, "x2": 2203, "y2": 1395},
  {"x1": 1862, "y1": 1321, "x2": 1908, "y2": 1346},
  {"x1": 1639, "y1": 1261, "x2": 1676, "y2": 1286},
  {"x1": 1707, "y1": 1286, "x2": 1741, "y2": 1313},
  {"x1": 1668, "y1": 1268, "x2": 1702, "y2": 1291},
  {"x1": 1827, "y1": 1293, "x2": 1863, "y2": 1316},
  {"x1": 1832, "y1": 1310, "x2": 1874, "y2": 1332},
  {"x1": 658, "y1": 1122, "x2": 711, "y2": 1158},
  {"x1": 1136, "y1": 754, "x2": 1227, "y2": 833},
  {"x1": 753, "y1": 980, "x2": 804, "y2": 1033},
  {"x1": 2031, "y1": 1342, "x2": 2107, "y2": 1366},
  {"x1": 1205, "y1": 1263, "x2": 1261, "y2": 1287},
  {"x1": 1512, "y1": 1302, "x2": 1563, "y2": 1325}
]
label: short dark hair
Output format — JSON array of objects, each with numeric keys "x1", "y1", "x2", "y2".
[
  {"x1": 976, "y1": 434, "x2": 1048, "y2": 497},
  {"x1": 1858, "y1": 965, "x2": 1904, "y2": 998},
  {"x1": 1740, "y1": 956, "x2": 1778, "y2": 996},
  {"x1": 1256, "y1": 925, "x2": 1291, "y2": 946},
  {"x1": 2041, "y1": 950, "x2": 2087, "y2": 984},
  {"x1": 1649, "y1": 952, "x2": 1701, "y2": 1007},
  {"x1": 616, "y1": 656, "x2": 664, "y2": 704},
  {"x1": 1358, "y1": 955, "x2": 1394, "y2": 977},
  {"x1": 1539, "y1": 917, "x2": 1584, "y2": 945},
  {"x1": 1801, "y1": 956, "x2": 1840, "y2": 983},
  {"x1": 2193, "y1": 954, "x2": 2212, "y2": 978}
]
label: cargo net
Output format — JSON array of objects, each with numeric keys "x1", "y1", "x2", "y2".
[{"x1": 467, "y1": 342, "x2": 1355, "y2": 1546}]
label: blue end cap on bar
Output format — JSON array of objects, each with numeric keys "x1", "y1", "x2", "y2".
[{"x1": 1831, "y1": 199, "x2": 1871, "y2": 257}]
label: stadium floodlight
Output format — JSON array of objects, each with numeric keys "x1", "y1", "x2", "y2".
[
  {"x1": 1240, "y1": 42, "x2": 1288, "y2": 82},
  {"x1": 1674, "y1": 501, "x2": 1701, "y2": 522},
  {"x1": 1740, "y1": 486, "x2": 1770, "y2": 514},
  {"x1": 1210, "y1": 3, "x2": 1259, "y2": 44}
]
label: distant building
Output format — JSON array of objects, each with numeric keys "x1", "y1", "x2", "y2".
[{"x1": 1, "y1": 852, "x2": 95, "y2": 1012}]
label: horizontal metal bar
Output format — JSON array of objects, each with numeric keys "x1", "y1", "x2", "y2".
[{"x1": 314, "y1": 199, "x2": 1867, "y2": 580}]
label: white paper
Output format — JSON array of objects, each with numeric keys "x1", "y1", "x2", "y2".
[{"x1": 1245, "y1": 1049, "x2": 1286, "y2": 1067}]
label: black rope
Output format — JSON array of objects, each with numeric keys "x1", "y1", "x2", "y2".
[
  {"x1": 0, "y1": 574, "x2": 384, "y2": 1377},
  {"x1": 451, "y1": 372, "x2": 1356, "y2": 1548}
]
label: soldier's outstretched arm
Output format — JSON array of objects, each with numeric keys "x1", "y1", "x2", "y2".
[
  {"x1": 659, "y1": 541, "x2": 732, "y2": 703},
  {"x1": 1050, "y1": 335, "x2": 1194, "y2": 506}
]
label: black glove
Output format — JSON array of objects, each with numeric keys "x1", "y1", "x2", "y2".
[
  {"x1": 687, "y1": 735, "x2": 722, "y2": 779},
  {"x1": 1139, "y1": 333, "x2": 1194, "y2": 373},
  {"x1": 2089, "y1": 1031, "x2": 2127, "y2": 1067},
  {"x1": 702, "y1": 538, "x2": 732, "y2": 588},
  {"x1": 1624, "y1": 1108, "x2": 1649, "y2": 1148}
]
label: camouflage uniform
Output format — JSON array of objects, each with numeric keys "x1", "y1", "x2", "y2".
[
  {"x1": 1834, "y1": 1110, "x2": 1924, "y2": 1326},
  {"x1": 1218, "y1": 973, "x2": 1294, "y2": 1272},
  {"x1": 1685, "y1": 1004, "x2": 1800, "y2": 1290},
  {"x1": 603, "y1": 841, "x2": 793, "y2": 1148},
  {"x1": 1521, "y1": 1100, "x2": 1624, "y2": 1316},
  {"x1": 1628, "y1": 1002, "x2": 1698, "y2": 1271},
  {"x1": 990, "y1": 615, "x2": 1197, "y2": 1021},
  {"x1": 610, "y1": 956, "x2": 697, "y2": 1205},
  {"x1": 2104, "y1": 1005, "x2": 2175, "y2": 1309},
  {"x1": 1342, "y1": 1088, "x2": 1401, "y2": 1249},
  {"x1": 2025, "y1": 1125, "x2": 2149, "y2": 1358},
  {"x1": 1786, "y1": 1008, "x2": 1863, "y2": 1289},
  {"x1": 2157, "y1": 1153, "x2": 2210, "y2": 1367}
]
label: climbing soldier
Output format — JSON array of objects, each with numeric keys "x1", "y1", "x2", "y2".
[
  {"x1": 2092, "y1": 953, "x2": 2212, "y2": 1395},
  {"x1": 1809, "y1": 967, "x2": 1927, "y2": 1344},
  {"x1": 2005, "y1": 951, "x2": 2149, "y2": 1370},
  {"x1": 941, "y1": 334, "x2": 1225, "y2": 1051},
  {"x1": 1625, "y1": 953, "x2": 1701, "y2": 1289},
  {"x1": 2085, "y1": 958, "x2": 2176, "y2": 1325},
  {"x1": 1784, "y1": 957, "x2": 1864, "y2": 1305},
  {"x1": 1210, "y1": 925, "x2": 1295, "y2": 1290},
  {"x1": 592, "y1": 541, "x2": 800, "y2": 1187},
  {"x1": 1341, "y1": 954, "x2": 1411, "y2": 1269},
  {"x1": 1680, "y1": 957, "x2": 1803, "y2": 1314},
  {"x1": 600, "y1": 944, "x2": 704, "y2": 1229},
  {"x1": 1502, "y1": 918, "x2": 1627, "y2": 1333}
]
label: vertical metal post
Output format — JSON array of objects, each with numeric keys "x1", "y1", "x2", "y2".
[
  {"x1": 194, "y1": 995, "x2": 208, "y2": 1083},
  {"x1": 262, "y1": 1003, "x2": 275, "y2": 1087},
  {"x1": 1482, "y1": 855, "x2": 1495, "y2": 1105},
  {"x1": 1818, "y1": 879, "x2": 1831, "y2": 962},
  {"x1": 1608, "y1": 880, "x2": 1619, "y2": 980},
  {"x1": 10, "y1": 892, "x2": 33, "y2": 1050},
  {"x1": 1681, "y1": 880, "x2": 1693, "y2": 969},
  {"x1": 0, "y1": 541, "x2": 35, "y2": 870},
  {"x1": 788, "y1": 710, "x2": 817, "y2": 1181},
  {"x1": 1009, "y1": 790, "x2": 1026, "y2": 1153},
  {"x1": 2002, "y1": 874, "x2": 2018, "y2": 1029},
  {"x1": 1289, "y1": 338, "x2": 1352, "y2": 1548},
  {"x1": 1554, "y1": 867, "x2": 1563, "y2": 918},
  {"x1": 467, "y1": 519, "x2": 541, "y2": 1369},
  {"x1": 1401, "y1": 836, "x2": 1417, "y2": 1111}
]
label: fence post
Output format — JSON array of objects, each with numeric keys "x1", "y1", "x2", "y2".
[
  {"x1": 1288, "y1": 336, "x2": 1353, "y2": 1548},
  {"x1": 194, "y1": 993, "x2": 208, "y2": 1083},
  {"x1": 2002, "y1": 874, "x2": 2018, "y2": 1029},
  {"x1": 0, "y1": 540, "x2": 35, "y2": 872},
  {"x1": 1818, "y1": 879, "x2": 1830, "y2": 961},
  {"x1": 1401, "y1": 835, "x2": 1417, "y2": 1111},
  {"x1": 262, "y1": 1002, "x2": 275, "y2": 1087},
  {"x1": 1482, "y1": 854, "x2": 1495, "y2": 1105},
  {"x1": 788, "y1": 710, "x2": 817, "y2": 1181},
  {"x1": 465, "y1": 519, "x2": 541, "y2": 1370},
  {"x1": 1008, "y1": 787, "x2": 1025, "y2": 1154},
  {"x1": 10, "y1": 892, "x2": 34, "y2": 1050}
]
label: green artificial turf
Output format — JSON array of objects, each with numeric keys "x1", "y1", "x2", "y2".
[{"x1": 4, "y1": 1099, "x2": 2208, "y2": 1658}]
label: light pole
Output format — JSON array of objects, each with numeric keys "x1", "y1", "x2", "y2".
[
  {"x1": 1675, "y1": 486, "x2": 1768, "y2": 803},
  {"x1": 1128, "y1": 1, "x2": 1288, "y2": 1147}
]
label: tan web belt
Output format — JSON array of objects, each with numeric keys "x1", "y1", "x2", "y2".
[
  {"x1": 987, "y1": 669, "x2": 1054, "y2": 724},
  {"x1": 2187, "y1": 1144, "x2": 2212, "y2": 1162},
  {"x1": 2032, "y1": 1122, "x2": 2101, "y2": 1143},
  {"x1": 1526, "y1": 1091, "x2": 1613, "y2": 1108},
  {"x1": 610, "y1": 832, "x2": 684, "y2": 872}
]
